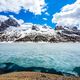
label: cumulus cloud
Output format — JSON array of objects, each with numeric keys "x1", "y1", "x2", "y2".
[
  {"x1": 0, "y1": 0, "x2": 46, "y2": 15},
  {"x1": 52, "y1": 0, "x2": 80, "y2": 28}
]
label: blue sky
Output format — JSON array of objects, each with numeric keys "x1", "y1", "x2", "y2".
[{"x1": 0, "y1": 0, "x2": 76, "y2": 28}]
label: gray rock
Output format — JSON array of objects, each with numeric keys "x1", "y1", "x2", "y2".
[{"x1": 0, "y1": 18, "x2": 20, "y2": 31}]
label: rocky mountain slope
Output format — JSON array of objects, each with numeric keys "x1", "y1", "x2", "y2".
[
  {"x1": 0, "y1": 18, "x2": 20, "y2": 31},
  {"x1": 0, "y1": 17, "x2": 80, "y2": 42}
]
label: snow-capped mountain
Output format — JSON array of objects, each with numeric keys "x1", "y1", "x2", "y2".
[
  {"x1": 0, "y1": 17, "x2": 56, "y2": 42},
  {"x1": 4, "y1": 23, "x2": 56, "y2": 41},
  {"x1": 0, "y1": 17, "x2": 20, "y2": 31},
  {"x1": 0, "y1": 16, "x2": 80, "y2": 42}
]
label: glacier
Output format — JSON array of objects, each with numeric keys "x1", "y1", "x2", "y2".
[{"x1": 0, "y1": 42, "x2": 80, "y2": 76}]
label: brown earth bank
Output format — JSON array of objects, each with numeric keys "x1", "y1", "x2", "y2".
[{"x1": 0, "y1": 72, "x2": 80, "y2": 80}]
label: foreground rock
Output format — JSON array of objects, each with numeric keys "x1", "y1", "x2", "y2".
[{"x1": 0, "y1": 72, "x2": 79, "y2": 80}]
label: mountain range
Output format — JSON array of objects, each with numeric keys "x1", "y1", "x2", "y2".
[{"x1": 0, "y1": 17, "x2": 80, "y2": 42}]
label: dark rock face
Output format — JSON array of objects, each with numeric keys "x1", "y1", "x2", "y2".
[
  {"x1": 15, "y1": 36, "x2": 32, "y2": 42},
  {"x1": 32, "y1": 25, "x2": 40, "y2": 31},
  {"x1": 49, "y1": 37, "x2": 57, "y2": 42},
  {"x1": 0, "y1": 22, "x2": 9, "y2": 31},
  {"x1": 0, "y1": 34, "x2": 19, "y2": 42},
  {"x1": 62, "y1": 30, "x2": 80, "y2": 35},
  {"x1": 0, "y1": 18, "x2": 20, "y2": 31},
  {"x1": 59, "y1": 29, "x2": 80, "y2": 42},
  {"x1": 0, "y1": 35, "x2": 7, "y2": 41},
  {"x1": 72, "y1": 27, "x2": 78, "y2": 31},
  {"x1": 54, "y1": 25, "x2": 80, "y2": 42},
  {"x1": 42, "y1": 26, "x2": 48, "y2": 29},
  {"x1": 4, "y1": 18, "x2": 20, "y2": 27},
  {"x1": 55, "y1": 26, "x2": 64, "y2": 30},
  {"x1": 34, "y1": 36, "x2": 48, "y2": 42},
  {"x1": 57, "y1": 34, "x2": 77, "y2": 42}
]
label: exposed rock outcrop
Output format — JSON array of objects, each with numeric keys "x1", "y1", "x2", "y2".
[
  {"x1": 55, "y1": 26, "x2": 64, "y2": 30},
  {"x1": 33, "y1": 35, "x2": 48, "y2": 42},
  {"x1": 49, "y1": 37, "x2": 57, "y2": 42},
  {"x1": 57, "y1": 29, "x2": 80, "y2": 42},
  {"x1": 32, "y1": 25, "x2": 40, "y2": 31},
  {"x1": 0, "y1": 18, "x2": 20, "y2": 31},
  {"x1": 15, "y1": 36, "x2": 32, "y2": 42}
]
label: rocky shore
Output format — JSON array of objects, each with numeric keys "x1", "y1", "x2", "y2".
[{"x1": 0, "y1": 72, "x2": 79, "y2": 80}]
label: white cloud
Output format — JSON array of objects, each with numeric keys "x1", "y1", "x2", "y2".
[
  {"x1": 43, "y1": 18, "x2": 47, "y2": 20},
  {"x1": 0, "y1": 0, "x2": 46, "y2": 15},
  {"x1": 45, "y1": 12, "x2": 50, "y2": 16},
  {"x1": 52, "y1": 0, "x2": 80, "y2": 28}
]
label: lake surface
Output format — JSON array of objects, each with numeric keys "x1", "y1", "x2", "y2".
[{"x1": 0, "y1": 42, "x2": 80, "y2": 76}]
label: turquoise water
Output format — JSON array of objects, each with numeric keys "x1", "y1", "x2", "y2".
[{"x1": 0, "y1": 42, "x2": 80, "y2": 76}]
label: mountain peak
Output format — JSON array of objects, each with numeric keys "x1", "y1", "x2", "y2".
[{"x1": 0, "y1": 17, "x2": 20, "y2": 31}]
